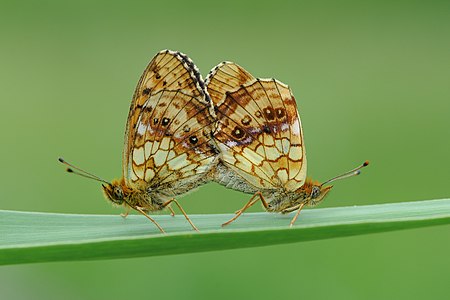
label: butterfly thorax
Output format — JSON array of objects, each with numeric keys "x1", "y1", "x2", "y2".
[
  {"x1": 265, "y1": 190, "x2": 306, "y2": 212},
  {"x1": 102, "y1": 178, "x2": 164, "y2": 212}
]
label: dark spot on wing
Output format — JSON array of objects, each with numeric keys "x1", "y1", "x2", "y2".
[
  {"x1": 276, "y1": 108, "x2": 285, "y2": 119},
  {"x1": 264, "y1": 107, "x2": 275, "y2": 120},
  {"x1": 189, "y1": 136, "x2": 198, "y2": 144},
  {"x1": 232, "y1": 126, "x2": 245, "y2": 139},
  {"x1": 162, "y1": 117, "x2": 170, "y2": 126}
]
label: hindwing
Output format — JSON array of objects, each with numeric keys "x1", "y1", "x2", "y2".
[{"x1": 207, "y1": 62, "x2": 306, "y2": 191}]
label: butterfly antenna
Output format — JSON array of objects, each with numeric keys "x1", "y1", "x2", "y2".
[
  {"x1": 321, "y1": 161, "x2": 369, "y2": 186},
  {"x1": 58, "y1": 157, "x2": 110, "y2": 185}
]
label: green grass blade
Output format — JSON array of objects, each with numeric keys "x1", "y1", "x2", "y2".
[{"x1": 1, "y1": 199, "x2": 449, "y2": 265}]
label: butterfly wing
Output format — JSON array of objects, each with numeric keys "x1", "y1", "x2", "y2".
[
  {"x1": 206, "y1": 62, "x2": 306, "y2": 191},
  {"x1": 206, "y1": 62, "x2": 254, "y2": 102},
  {"x1": 123, "y1": 50, "x2": 218, "y2": 192}
]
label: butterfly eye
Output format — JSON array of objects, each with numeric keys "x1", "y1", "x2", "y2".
[
  {"x1": 311, "y1": 186, "x2": 320, "y2": 199},
  {"x1": 114, "y1": 187, "x2": 123, "y2": 199}
]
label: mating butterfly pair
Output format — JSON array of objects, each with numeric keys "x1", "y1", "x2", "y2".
[{"x1": 60, "y1": 50, "x2": 368, "y2": 233}]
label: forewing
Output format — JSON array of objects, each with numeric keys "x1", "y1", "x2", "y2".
[
  {"x1": 124, "y1": 50, "x2": 217, "y2": 188},
  {"x1": 205, "y1": 62, "x2": 254, "y2": 103},
  {"x1": 207, "y1": 63, "x2": 306, "y2": 191}
]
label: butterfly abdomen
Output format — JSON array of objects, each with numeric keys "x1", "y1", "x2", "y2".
[{"x1": 212, "y1": 163, "x2": 258, "y2": 194}]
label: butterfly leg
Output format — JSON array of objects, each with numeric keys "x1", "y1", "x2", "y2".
[
  {"x1": 281, "y1": 203, "x2": 303, "y2": 214},
  {"x1": 222, "y1": 192, "x2": 268, "y2": 227},
  {"x1": 167, "y1": 205, "x2": 176, "y2": 217},
  {"x1": 120, "y1": 206, "x2": 131, "y2": 218},
  {"x1": 134, "y1": 206, "x2": 166, "y2": 234},
  {"x1": 233, "y1": 196, "x2": 260, "y2": 214},
  {"x1": 162, "y1": 199, "x2": 199, "y2": 232},
  {"x1": 289, "y1": 202, "x2": 306, "y2": 228}
]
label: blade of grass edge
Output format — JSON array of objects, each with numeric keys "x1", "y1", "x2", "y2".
[{"x1": 1, "y1": 199, "x2": 449, "y2": 265}]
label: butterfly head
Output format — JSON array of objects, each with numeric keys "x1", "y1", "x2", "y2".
[
  {"x1": 102, "y1": 179, "x2": 128, "y2": 205},
  {"x1": 298, "y1": 161, "x2": 370, "y2": 206},
  {"x1": 294, "y1": 179, "x2": 333, "y2": 207}
]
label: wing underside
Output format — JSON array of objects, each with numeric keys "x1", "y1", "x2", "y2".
[
  {"x1": 207, "y1": 62, "x2": 307, "y2": 191},
  {"x1": 123, "y1": 50, "x2": 218, "y2": 191}
]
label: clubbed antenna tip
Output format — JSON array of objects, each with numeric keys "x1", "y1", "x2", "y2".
[
  {"x1": 321, "y1": 160, "x2": 369, "y2": 186},
  {"x1": 58, "y1": 157, "x2": 110, "y2": 185}
]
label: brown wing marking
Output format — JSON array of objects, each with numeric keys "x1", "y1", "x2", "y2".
[
  {"x1": 206, "y1": 65, "x2": 280, "y2": 180},
  {"x1": 125, "y1": 50, "x2": 216, "y2": 186},
  {"x1": 271, "y1": 80, "x2": 306, "y2": 190},
  {"x1": 256, "y1": 79, "x2": 298, "y2": 185},
  {"x1": 213, "y1": 78, "x2": 306, "y2": 191},
  {"x1": 213, "y1": 115, "x2": 276, "y2": 188},
  {"x1": 205, "y1": 62, "x2": 255, "y2": 105},
  {"x1": 131, "y1": 90, "x2": 217, "y2": 185},
  {"x1": 214, "y1": 87, "x2": 281, "y2": 188}
]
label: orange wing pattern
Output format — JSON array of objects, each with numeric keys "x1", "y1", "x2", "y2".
[
  {"x1": 123, "y1": 50, "x2": 218, "y2": 189},
  {"x1": 206, "y1": 62, "x2": 306, "y2": 191}
]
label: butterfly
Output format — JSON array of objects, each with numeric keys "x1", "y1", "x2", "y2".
[
  {"x1": 60, "y1": 50, "x2": 219, "y2": 233},
  {"x1": 205, "y1": 61, "x2": 368, "y2": 227}
]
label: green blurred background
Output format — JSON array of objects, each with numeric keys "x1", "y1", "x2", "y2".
[{"x1": 1, "y1": 0, "x2": 449, "y2": 299}]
